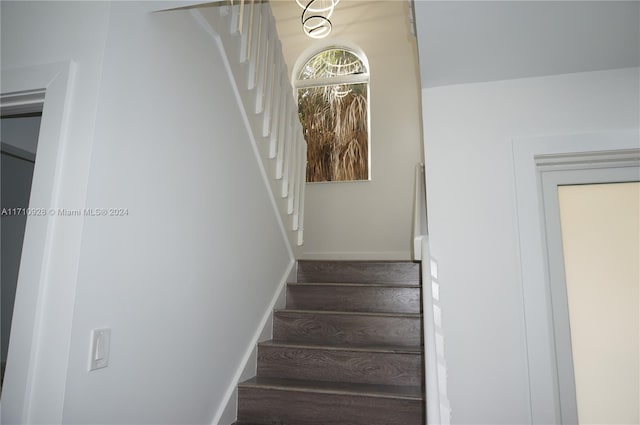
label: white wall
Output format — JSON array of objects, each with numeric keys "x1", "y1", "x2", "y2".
[
  {"x1": 421, "y1": 67, "x2": 640, "y2": 424},
  {"x1": 272, "y1": 1, "x2": 424, "y2": 260},
  {"x1": 2, "y1": 2, "x2": 292, "y2": 424},
  {"x1": 1, "y1": 3, "x2": 112, "y2": 422}
]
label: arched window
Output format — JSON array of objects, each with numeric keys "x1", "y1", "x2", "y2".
[{"x1": 295, "y1": 47, "x2": 370, "y2": 182}]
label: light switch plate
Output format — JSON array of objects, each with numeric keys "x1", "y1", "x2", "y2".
[{"x1": 89, "y1": 328, "x2": 111, "y2": 371}]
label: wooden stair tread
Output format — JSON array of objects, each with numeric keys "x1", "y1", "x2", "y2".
[
  {"x1": 260, "y1": 339, "x2": 422, "y2": 354},
  {"x1": 289, "y1": 282, "x2": 420, "y2": 288},
  {"x1": 275, "y1": 308, "x2": 421, "y2": 318},
  {"x1": 297, "y1": 261, "x2": 420, "y2": 285},
  {"x1": 258, "y1": 340, "x2": 424, "y2": 386},
  {"x1": 286, "y1": 283, "x2": 421, "y2": 314},
  {"x1": 238, "y1": 377, "x2": 425, "y2": 401},
  {"x1": 274, "y1": 310, "x2": 422, "y2": 346}
]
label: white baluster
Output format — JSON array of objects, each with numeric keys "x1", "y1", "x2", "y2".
[
  {"x1": 282, "y1": 110, "x2": 294, "y2": 198},
  {"x1": 275, "y1": 77, "x2": 288, "y2": 180},
  {"x1": 293, "y1": 134, "x2": 304, "y2": 230},
  {"x1": 219, "y1": 2, "x2": 230, "y2": 17},
  {"x1": 247, "y1": 2, "x2": 261, "y2": 89},
  {"x1": 229, "y1": 1, "x2": 240, "y2": 34},
  {"x1": 287, "y1": 132, "x2": 298, "y2": 214},
  {"x1": 239, "y1": 0, "x2": 254, "y2": 63},
  {"x1": 238, "y1": 0, "x2": 245, "y2": 34},
  {"x1": 268, "y1": 74, "x2": 281, "y2": 158},
  {"x1": 255, "y1": 7, "x2": 272, "y2": 114},
  {"x1": 297, "y1": 143, "x2": 307, "y2": 245},
  {"x1": 262, "y1": 36, "x2": 279, "y2": 134}
]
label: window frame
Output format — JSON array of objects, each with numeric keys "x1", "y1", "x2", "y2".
[{"x1": 293, "y1": 45, "x2": 371, "y2": 183}]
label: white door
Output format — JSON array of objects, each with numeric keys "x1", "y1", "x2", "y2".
[
  {"x1": 558, "y1": 182, "x2": 639, "y2": 424},
  {"x1": 540, "y1": 160, "x2": 640, "y2": 424}
]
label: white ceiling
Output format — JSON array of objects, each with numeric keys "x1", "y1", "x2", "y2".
[
  {"x1": 271, "y1": 0, "x2": 416, "y2": 77},
  {"x1": 414, "y1": 0, "x2": 640, "y2": 88}
]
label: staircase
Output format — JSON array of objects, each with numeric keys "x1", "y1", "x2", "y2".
[{"x1": 233, "y1": 260, "x2": 426, "y2": 425}]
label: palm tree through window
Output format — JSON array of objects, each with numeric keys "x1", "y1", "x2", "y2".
[{"x1": 296, "y1": 48, "x2": 370, "y2": 182}]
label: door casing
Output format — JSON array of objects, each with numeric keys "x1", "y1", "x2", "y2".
[
  {"x1": 538, "y1": 153, "x2": 640, "y2": 424},
  {"x1": 512, "y1": 131, "x2": 640, "y2": 424},
  {"x1": 0, "y1": 61, "x2": 77, "y2": 425}
]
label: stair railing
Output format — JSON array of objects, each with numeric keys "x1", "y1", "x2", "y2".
[
  {"x1": 194, "y1": 0, "x2": 307, "y2": 252},
  {"x1": 413, "y1": 163, "x2": 451, "y2": 424}
]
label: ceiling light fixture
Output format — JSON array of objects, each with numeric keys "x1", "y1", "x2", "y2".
[{"x1": 296, "y1": 0, "x2": 340, "y2": 39}]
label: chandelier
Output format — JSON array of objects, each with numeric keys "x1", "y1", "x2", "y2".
[{"x1": 296, "y1": 0, "x2": 340, "y2": 39}]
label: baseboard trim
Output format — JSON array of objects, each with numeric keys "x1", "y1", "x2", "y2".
[{"x1": 211, "y1": 258, "x2": 294, "y2": 425}]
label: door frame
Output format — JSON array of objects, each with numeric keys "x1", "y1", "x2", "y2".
[
  {"x1": 0, "y1": 61, "x2": 77, "y2": 424},
  {"x1": 538, "y1": 153, "x2": 640, "y2": 424},
  {"x1": 512, "y1": 131, "x2": 640, "y2": 424}
]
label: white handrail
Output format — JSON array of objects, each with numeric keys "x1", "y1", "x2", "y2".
[
  {"x1": 413, "y1": 163, "x2": 428, "y2": 261},
  {"x1": 413, "y1": 163, "x2": 450, "y2": 425},
  {"x1": 421, "y1": 238, "x2": 441, "y2": 425}
]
